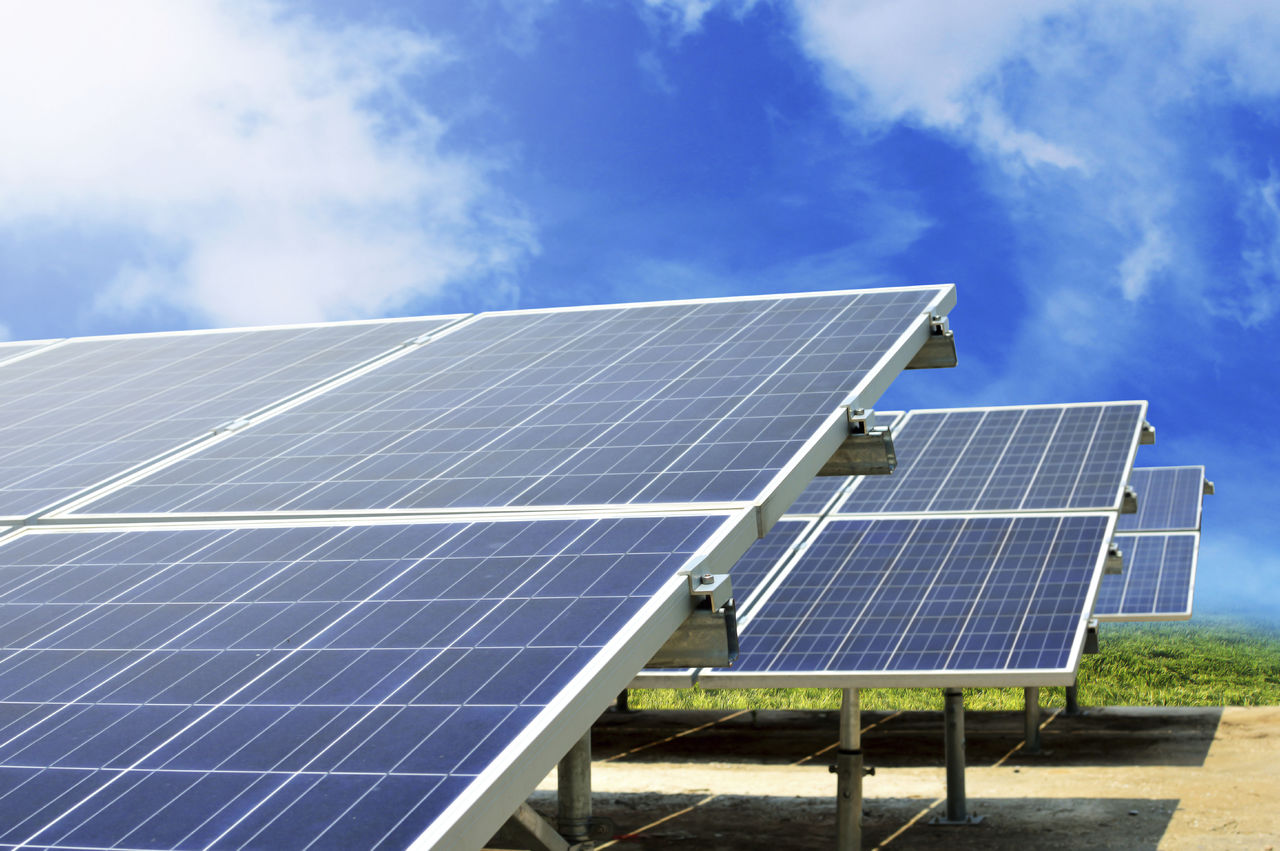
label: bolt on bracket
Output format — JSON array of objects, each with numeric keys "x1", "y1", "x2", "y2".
[
  {"x1": 1121, "y1": 485, "x2": 1138, "y2": 514},
  {"x1": 1139, "y1": 420, "x2": 1156, "y2": 445},
  {"x1": 1105, "y1": 542, "x2": 1123, "y2": 575},
  {"x1": 818, "y1": 408, "x2": 897, "y2": 476},
  {"x1": 645, "y1": 575, "x2": 738, "y2": 669},
  {"x1": 905, "y1": 314, "x2": 957, "y2": 370}
]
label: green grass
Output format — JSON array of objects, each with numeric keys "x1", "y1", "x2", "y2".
[{"x1": 630, "y1": 616, "x2": 1280, "y2": 712}]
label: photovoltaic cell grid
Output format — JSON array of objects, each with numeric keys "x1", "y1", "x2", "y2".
[
  {"x1": 0, "y1": 513, "x2": 723, "y2": 850},
  {"x1": 77, "y1": 289, "x2": 948, "y2": 516},
  {"x1": 0, "y1": 318, "x2": 460, "y2": 519},
  {"x1": 1094, "y1": 533, "x2": 1197, "y2": 619},
  {"x1": 1117, "y1": 466, "x2": 1205, "y2": 532},
  {"x1": 837, "y1": 404, "x2": 1144, "y2": 515},
  {"x1": 705, "y1": 514, "x2": 1111, "y2": 684}
]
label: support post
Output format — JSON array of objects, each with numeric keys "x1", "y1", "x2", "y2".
[
  {"x1": 615, "y1": 689, "x2": 629, "y2": 713},
  {"x1": 1024, "y1": 687, "x2": 1041, "y2": 753},
  {"x1": 1065, "y1": 681, "x2": 1080, "y2": 715},
  {"x1": 835, "y1": 687, "x2": 862, "y2": 851},
  {"x1": 557, "y1": 731, "x2": 592, "y2": 845},
  {"x1": 932, "y1": 688, "x2": 981, "y2": 825}
]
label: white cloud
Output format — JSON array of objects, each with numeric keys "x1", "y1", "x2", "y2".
[
  {"x1": 0, "y1": 1, "x2": 535, "y2": 326},
  {"x1": 641, "y1": 0, "x2": 761, "y2": 34},
  {"x1": 749, "y1": 0, "x2": 1280, "y2": 405}
]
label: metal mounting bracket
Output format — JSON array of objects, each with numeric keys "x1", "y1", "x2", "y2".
[
  {"x1": 491, "y1": 802, "x2": 574, "y2": 851},
  {"x1": 1083, "y1": 620, "x2": 1100, "y2": 655},
  {"x1": 645, "y1": 576, "x2": 739, "y2": 668},
  {"x1": 211, "y1": 417, "x2": 252, "y2": 435},
  {"x1": 1203, "y1": 479, "x2": 1215, "y2": 496},
  {"x1": 818, "y1": 408, "x2": 897, "y2": 476},
  {"x1": 905, "y1": 314, "x2": 957, "y2": 370},
  {"x1": 1139, "y1": 420, "x2": 1156, "y2": 445},
  {"x1": 1121, "y1": 485, "x2": 1138, "y2": 514},
  {"x1": 1104, "y1": 543, "x2": 1123, "y2": 575}
]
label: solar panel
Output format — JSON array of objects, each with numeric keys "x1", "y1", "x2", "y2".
[
  {"x1": 1094, "y1": 532, "x2": 1197, "y2": 620},
  {"x1": 1117, "y1": 466, "x2": 1205, "y2": 532},
  {"x1": 837, "y1": 402, "x2": 1145, "y2": 515},
  {"x1": 0, "y1": 318, "x2": 462, "y2": 520},
  {"x1": 0, "y1": 341, "x2": 58, "y2": 366},
  {"x1": 700, "y1": 513, "x2": 1114, "y2": 687},
  {"x1": 0, "y1": 512, "x2": 739, "y2": 849},
  {"x1": 69, "y1": 289, "x2": 954, "y2": 517},
  {"x1": 70, "y1": 290, "x2": 952, "y2": 516}
]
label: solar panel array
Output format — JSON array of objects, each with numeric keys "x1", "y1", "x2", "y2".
[
  {"x1": 698, "y1": 402, "x2": 1144, "y2": 688},
  {"x1": 72, "y1": 291, "x2": 942, "y2": 516},
  {"x1": 0, "y1": 318, "x2": 461, "y2": 520},
  {"x1": 703, "y1": 514, "x2": 1113, "y2": 687},
  {"x1": 838, "y1": 403, "x2": 1144, "y2": 514},
  {"x1": 0, "y1": 286, "x2": 956, "y2": 849},
  {"x1": 1116, "y1": 466, "x2": 1205, "y2": 532},
  {"x1": 1094, "y1": 533, "x2": 1198, "y2": 620},
  {"x1": 0, "y1": 515, "x2": 728, "y2": 850},
  {"x1": 1095, "y1": 466, "x2": 1208, "y2": 620}
]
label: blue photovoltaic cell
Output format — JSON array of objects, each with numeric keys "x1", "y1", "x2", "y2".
[
  {"x1": 724, "y1": 514, "x2": 1109, "y2": 676},
  {"x1": 1094, "y1": 533, "x2": 1197, "y2": 618},
  {"x1": 0, "y1": 514, "x2": 723, "y2": 849},
  {"x1": 1117, "y1": 467, "x2": 1204, "y2": 532},
  {"x1": 0, "y1": 318, "x2": 459, "y2": 518},
  {"x1": 726, "y1": 519, "x2": 810, "y2": 606},
  {"x1": 80, "y1": 289, "x2": 947, "y2": 515},
  {"x1": 787, "y1": 477, "x2": 845, "y2": 515},
  {"x1": 838, "y1": 404, "x2": 1143, "y2": 515}
]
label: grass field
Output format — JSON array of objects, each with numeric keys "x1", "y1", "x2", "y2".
[{"x1": 630, "y1": 616, "x2": 1280, "y2": 711}]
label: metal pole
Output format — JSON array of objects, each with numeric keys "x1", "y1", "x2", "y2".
[
  {"x1": 1024, "y1": 686, "x2": 1041, "y2": 753},
  {"x1": 943, "y1": 687, "x2": 967, "y2": 822},
  {"x1": 557, "y1": 730, "x2": 592, "y2": 843},
  {"x1": 616, "y1": 689, "x2": 629, "y2": 713},
  {"x1": 1065, "y1": 681, "x2": 1080, "y2": 715},
  {"x1": 835, "y1": 687, "x2": 862, "y2": 851}
]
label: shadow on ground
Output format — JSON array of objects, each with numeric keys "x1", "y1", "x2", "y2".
[
  {"x1": 591, "y1": 706, "x2": 1221, "y2": 768},
  {"x1": 502, "y1": 792, "x2": 1179, "y2": 851}
]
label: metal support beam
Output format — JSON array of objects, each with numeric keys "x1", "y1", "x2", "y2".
[
  {"x1": 1065, "y1": 681, "x2": 1080, "y2": 715},
  {"x1": 1024, "y1": 687, "x2": 1041, "y2": 753},
  {"x1": 834, "y1": 688, "x2": 863, "y2": 851},
  {"x1": 932, "y1": 688, "x2": 981, "y2": 825},
  {"x1": 615, "y1": 689, "x2": 629, "y2": 713},
  {"x1": 493, "y1": 802, "x2": 571, "y2": 851},
  {"x1": 557, "y1": 732, "x2": 593, "y2": 845}
]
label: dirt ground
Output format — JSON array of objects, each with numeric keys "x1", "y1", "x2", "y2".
[{"x1": 495, "y1": 705, "x2": 1280, "y2": 849}]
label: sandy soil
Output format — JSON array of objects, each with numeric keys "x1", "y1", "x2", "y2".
[{"x1": 491, "y1": 705, "x2": 1280, "y2": 850}]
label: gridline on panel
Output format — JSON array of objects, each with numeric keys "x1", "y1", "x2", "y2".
[
  {"x1": 0, "y1": 514, "x2": 724, "y2": 849},
  {"x1": 1118, "y1": 467, "x2": 1204, "y2": 532},
  {"x1": 725, "y1": 514, "x2": 1109, "y2": 676},
  {"x1": 81, "y1": 289, "x2": 947, "y2": 515},
  {"x1": 837, "y1": 404, "x2": 1143, "y2": 515},
  {"x1": 0, "y1": 318, "x2": 459, "y2": 518},
  {"x1": 1094, "y1": 533, "x2": 1197, "y2": 617}
]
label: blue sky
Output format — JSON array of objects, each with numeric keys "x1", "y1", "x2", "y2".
[{"x1": 1, "y1": 0, "x2": 1276, "y2": 618}]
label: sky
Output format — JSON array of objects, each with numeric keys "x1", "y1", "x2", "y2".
[{"x1": 0, "y1": 0, "x2": 1276, "y2": 619}]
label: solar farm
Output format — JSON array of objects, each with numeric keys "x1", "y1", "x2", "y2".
[{"x1": 0, "y1": 285, "x2": 1232, "y2": 849}]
